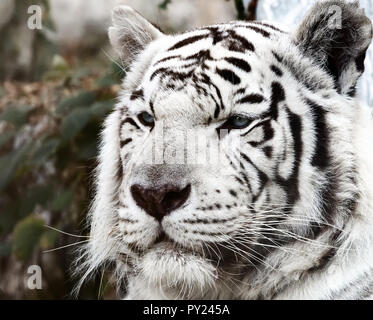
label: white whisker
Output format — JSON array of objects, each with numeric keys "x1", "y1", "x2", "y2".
[{"x1": 43, "y1": 240, "x2": 89, "y2": 253}]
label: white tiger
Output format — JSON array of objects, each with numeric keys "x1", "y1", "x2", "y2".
[{"x1": 75, "y1": 0, "x2": 373, "y2": 299}]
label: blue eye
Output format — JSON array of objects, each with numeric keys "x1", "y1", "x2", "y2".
[
  {"x1": 231, "y1": 115, "x2": 250, "y2": 128},
  {"x1": 222, "y1": 115, "x2": 251, "y2": 130},
  {"x1": 138, "y1": 112, "x2": 155, "y2": 127}
]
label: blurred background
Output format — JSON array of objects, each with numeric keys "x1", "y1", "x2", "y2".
[{"x1": 0, "y1": 0, "x2": 372, "y2": 299}]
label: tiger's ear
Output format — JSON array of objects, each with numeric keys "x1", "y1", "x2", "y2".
[
  {"x1": 294, "y1": 0, "x2": 372, "y2": 96},
  {"x1": 108, "y1": 6, "x2": 164, "y2": 66}
]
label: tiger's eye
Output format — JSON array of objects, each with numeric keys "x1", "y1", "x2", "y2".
[
  {"x1": 138, "y1": 112, "x2": 155, "y2": 127},
  {"x1": 231, "y1": 115, "x2": 250, "y2": 128},
  {"x1": 221, "y1": 115, "x2": 251, "y2": 130}
]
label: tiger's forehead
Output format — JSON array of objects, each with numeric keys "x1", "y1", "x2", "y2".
[
  {"x1": 146, "y1": 21, "x2": 287, "y2": 79},
  {"x1": 136, "y1": 22, "x2": 289, "y2": 118}
]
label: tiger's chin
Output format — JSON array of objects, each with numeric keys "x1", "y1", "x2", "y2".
[{"x1": 131, "y1": 238, "x2": 219, "y2": 299}]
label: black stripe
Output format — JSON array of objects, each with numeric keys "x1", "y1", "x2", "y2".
[
  {"x1": 275, "y1": 108, "x2": 302, "y2": 205},
  {"x1": 120, "y1": 138, "x2": 132, "y2": 148},
  {"x1": 209, "y1": 94, "x2": 220, "y2": 118},
  {"x1": 307, "y1": 247, "x2": 337, "y2": 273},
  {"x1": 130, "y1": 89, "x2": 144, "y2": 101},
  {"x1": 150, "y1": 68, "x2": 193, "y2": 81},
  {"x1": 121, "y1": 117, "x2": 140, "y2": 130},
  {"x1": 263, "y1": 121, "x2": 274, "y2": 141},
  {"x1": 287, "y1": 109, "x2": 302, "y2": 200},
  {"x1": 272, "y1": 51, "x2": 283, "y2": 63},
  {"x1": 306, "y1": 98, "x2": 329, "y2": 169},
  {"x1": 263, "y1": 146, "x2": 273, "y2": 158},
  {"x1": 206, "y1": 27, "x2": 224, "y2": 44},
  {"x1": 247, "y1": 120, "x2": 274, "y2": 146},
  {"x1": 229, "y1": 154, "x2": 253, "y2": 194},
  {"x1": 241, "y1": 119, "x2": 269, "y2": 137},
  {"x1": 168, "y1": 34, "x2": 209, "y2": 51},
  {"x1": 271, "y1": 51, "x2": 328, "y2": 92},
  {"x1": 347, "y1": 85, "x2": 357, "y2": 97},
  {"x1": 216, "y1": 68, "x2": 241, "y2": 85},
  {"x1": 270, "y1": 65, "x2": 283, "y2": 77},
  {"x1": 303, "y1": 96, "x2": 355, "y2": 228},
  {"x1": 149, "y1": 101, "x2": 155, "y2": 116},
  {"x1": 153, "y1": 55, "x2": 181, "y2": 66},
  {"x1": 200, "y1": 73, "x2": 226, "y2": 111},
  {"x1": 268, "y1": 82, "x2": 285, "y2": 120},
  {"x1": 150, "y1": 68, "x2": 165, "y2": 81},
  {"x1": 214, "y1": 103, "x2": 220, "y2": 119},
  {"x1": 235, "y1": 88, "x2": 246, "y2": 96},
  {"x1": 356, "y1": 51, "x2": 367, "y2": 73},
  {"x1": 236, "y1": 165, "x2": 253, "y2": 194},
  {"x1": 211, "y1": 82, "x2": 225, "y2": 110},
  {"x1": 240, "y1": 152, "x2": 268, "y2": 202},
  {"x1": 251, "y1": 21, "x2": 286, "y2": 33},
  {"x1": 229, "y1": 190, "x2": 237, "y2": 197},
  {"x1": 242, "y1": 25, "x2": 270, "y2": 38},
  {"x1": 195, "y1": 84, "x2": 208, "y2": 96},
  {"x1": 224, "y1": 57, "x2": 251, "y2": 73},
  {"x1": 227, "y1": 30, "x2": 255, "y2": 52},
  {"x1": 177, "y1": 61, "x2": 200, "y2": 70},
  {"x1": 185, "y1": 50, "x2": 212, "y2": 62},
  {"x1": 117, "y1": 158, "x2": 123, "y2": 182},
  {"x1": 261, "y1": 82, "x2": 284, "y2": 120},
  {"x1": 237, "y1": 94, "x2": 265, "y2": 104},
  {"x1": 234, "y1": 176, "x2": 245, "y2": 186},
  {"x1": 240, "y1": 152, "x2": 268, "y2": 187}
]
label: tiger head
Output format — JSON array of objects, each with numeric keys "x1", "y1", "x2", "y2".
[{"x1": 78, "y1": 0, "x2": 372, "y2": 299}]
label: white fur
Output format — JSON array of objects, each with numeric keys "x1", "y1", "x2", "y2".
[{"x1": 76, "y1": 1, "x2": 373, "y2": 300}]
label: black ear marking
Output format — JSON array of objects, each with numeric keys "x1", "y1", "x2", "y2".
[{"x1": 295, "y1": 0, "x2": 372, "y2": 96}]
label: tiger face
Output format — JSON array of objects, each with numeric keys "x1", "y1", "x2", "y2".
[
  {"x1": 81, "y1": 1, "x2": 372, "y2": 299},
  {"x1": 117, "y1": 26, "x2": 313, "y2": 282}
]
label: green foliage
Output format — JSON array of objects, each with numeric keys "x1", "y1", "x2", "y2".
[
  {"x1": 0, "y1": 0, "x2": 58, "y2": 81},
  {"x1": 0, "y1": 85, "x2": 116, "y2": 228},
  {"x1": 0, "y1": 105, "x2": 31, "y2": 127},
  {"x1": 57, "y1": 91, "x2": 97, "y2": 115},
  {"x1": 31, "y1": 138, "x2": 60, "y2": 164},
  {"x1": 159, "y1": 0, "x2": 172, "y2": 10},
  {"x1": 60, "y1": 107, "x2": 94, "y2": 142},
  {"x1": 0, "y1": 142, "x2": 32, "y2": 193},
  {"x1": 0, "y1": 56, "x2": 119, "y2": 298},
  {"x1": 12, "y1": 216, "x2": 45, "y2": 261},
  {"x1": 39, "y1": 229, "x2": 60, "y2": 250},
  {"x1": 49, "y1": 189, "x2": 74, "y2": 212}
]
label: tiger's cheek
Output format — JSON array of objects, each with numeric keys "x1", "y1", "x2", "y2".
[{"x1": 242, "y1": 121, "x2": 285, "y2": 178}]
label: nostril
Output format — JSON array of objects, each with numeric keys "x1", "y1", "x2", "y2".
[
  {"x1": 130, "y1": 183, "x2": 191, "y2": 221},
  {"x1": 162, "y1": 184, "x2": 191, "y2": 213},
  {"x1": 130, "y1": 185, "x2": 150, "y2": 212}
]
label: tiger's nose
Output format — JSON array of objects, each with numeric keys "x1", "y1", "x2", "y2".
[{"x1": 130, "y1": 184, "x2": 191, "y2": 221}]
